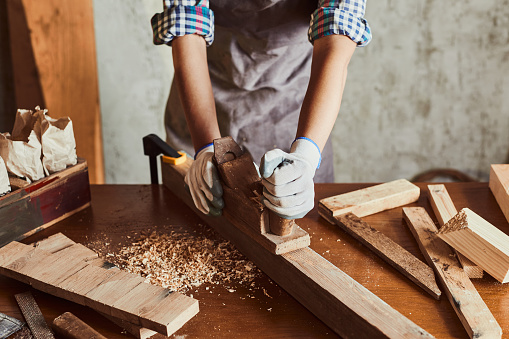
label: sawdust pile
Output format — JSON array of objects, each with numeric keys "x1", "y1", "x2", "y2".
[{"x1": 106, "y1": 231, "x2": 262, "y2": 293}]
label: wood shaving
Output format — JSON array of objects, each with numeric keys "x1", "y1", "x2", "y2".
[{"x1": 101, "y1": 230, "x2": 262, "y2": 293}]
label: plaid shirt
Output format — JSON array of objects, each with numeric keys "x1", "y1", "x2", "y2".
[{"x1": 152, "y1": 0, "x2": 371, "y2": 47}]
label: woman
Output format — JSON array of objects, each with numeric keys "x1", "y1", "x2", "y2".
[{"x1": 151, "y1": 0, "x2": 371, "y2": 219}]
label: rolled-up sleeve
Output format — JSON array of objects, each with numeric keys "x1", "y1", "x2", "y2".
[
  {"x1": 151, "y1": 0, "x2": 214, "y2": 46},
  {"x1": 308, "y1": 0, "x2": 372, "y2": 47}
]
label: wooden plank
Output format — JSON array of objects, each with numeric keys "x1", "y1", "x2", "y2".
[
  {"x1": 319, "y1": 179, "x2": 420, "y2": 221},
  {"x1": 490, "y1": 164, "x2": 509, "y2": 224},
  {"x1": 32, "y1": 233, "x2": 74, "y2": 253},
  {"x1": 403, "y1": 207, "x2": 502, "y2": 339},
  {"x1": 84, "y1": 270, "x2": 145, "y2": 316},
  {"x1": 437, "y1": 208, "x2": 509, "y2": 283},
  {"x1": 57, "y1": 264, "x2": 120, "y2": 305},
  {"x1": 0, "y1": 159, "x2": 91, "y2": 248},
  {"x1": 52, "y1": 312, "x2": 106, "y2": 339},
  {"x1": 161, "y1": 158, "x2": 434, "y2": 338},
  {"x1": 427, "y1": 184, "x2": 483, "y2": 278},
  {"x1": 16, "y1": 0, "x2": 104, "y2": 183},
  {"x1": 14, "y1": 291, "x2": 55, "y2": 339},
  {"x1": 0, "y1": 240, "x2": 198, "y2": 336},
  {"x1": 332, "y1": 212, "x2": 441, "y2": 299},
  {"x1": 31, "y1": 235, "x2": 157, "y2": 337}
]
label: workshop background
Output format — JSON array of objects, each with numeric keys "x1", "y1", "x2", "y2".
[{"x1": 1, "y1": 0, "x2": 509, "y2": 184}]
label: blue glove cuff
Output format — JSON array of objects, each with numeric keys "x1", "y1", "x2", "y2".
[
  {"x1": 292, "y1": 137, "x2": 322, "y2": 169},
  {"x1": 194, "y1": 142, "x2": 214, "y2": 160}
]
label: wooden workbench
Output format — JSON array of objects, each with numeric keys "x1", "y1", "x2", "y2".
[{"x1": 0, "y1": 183, "x2": 508, "y2": 338}]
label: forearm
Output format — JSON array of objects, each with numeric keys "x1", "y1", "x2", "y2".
[
  {"x1": 296, "y1": 35, "x2": 356, "y2": 151},
  {"x1": 172, "y1": 34, "x2": 220, "y2": 152}
]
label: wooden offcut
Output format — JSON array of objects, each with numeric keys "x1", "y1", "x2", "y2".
[
  {"x1": 161, "y1": 157, "x2": 434, "y2": 338},
  {"x1": 333, "y1": 213, "x2": 441, "y2": 299},
  {"x1": 14, "y1": 291, "x2": 55, "y2": 339},
  {"x1": 437, "y1": 208, "x2": 509, "y2": 283},
  {"x1": 52, "y1": 312, "x2": 106, "y2": 339},
  {"x1": 319, "y1": 179, "x2": 420, "y2": 222},
  {"x1": 403, "y1": 207, "x2": 502, "y2": 339},
  {"x1": 0, "y1": 159, "x2": 91, "y2": 248},
  {"x1": 427, "y1": 184, "x2": 483, "y2": 278},
  {"x1": 490, "y1": 164, "x2": 509, "y2": 224},
  {"x1": 0, "y1": 240, "x2": 198, "y2": 337}
]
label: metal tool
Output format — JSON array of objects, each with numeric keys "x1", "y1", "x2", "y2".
[
  {"x1": 0, "y1": 312, "x2": 24, "y2": 339},
  {"x1": 142, "y1": 134, "x2": 186, "y2": 184}
]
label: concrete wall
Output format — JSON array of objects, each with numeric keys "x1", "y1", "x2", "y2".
[{"x1": 94, "y1": 0, "x2": 509, "y2": 184}]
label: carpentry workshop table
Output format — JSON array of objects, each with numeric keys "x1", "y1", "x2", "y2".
[{"x1": 0, "y1": 183, "x2": 508, "y2": 338}]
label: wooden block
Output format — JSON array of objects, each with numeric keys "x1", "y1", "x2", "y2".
[
  {"x1": 490, "y1": 164, "x2": 509, "y2": 224},
  {"x1": 333, "y1": 213, "x2": 441, "y2": 299},
  {"x1": 162, "y1": 158, "x2": 434, "y2": 338},
  {"x1": 319, "y1": 179, "x2": 420, "y2": 221},
  {"x1": 112, "y1": 283, "x2": 198, "y2": 336},
  {"x1": 0, "y1": 241, "x2": 35, "y2": 268},
  {"x1": 5, "y1": 246, "x2": 55, "y2": 284},
  {"x1": 84, "y1": 270, "x2": 145, "y2": 316},
  {"x1": 427, "y1": 184, "x2": 483, "y2": 279},
  {"x1": 437, "y1": 208, "x2": 509, "y2": 283},
  {"x1": 403, "y1": 207, "x2": 502, "y2": 339},
  {"x1": 32, "y1": 233, "x2": 74, "y2": 254},
  {"x1": 57, "y1": 265, "x2": 120, "y2": 305},
  {"x1": 52, "y1": 312, "x2": 106, "y2": 339},
  {"x1": 138, "y1": 292, "x2": 199, "y2": 337},
  {"x1": 222, "y1": 185, "x2": 268, "y2": 234},
  {"x1": 0, "y1": 159, "x2": 91, "y2": 248},
  {"x1": 99, "y1": 312, "x2": 157, "y2": 339},
  {"x1": 15, "y1": 291, "x2": 55, "y2": 339}
]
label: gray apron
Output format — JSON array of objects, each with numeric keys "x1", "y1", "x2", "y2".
[{"x1": 165, "y1": 0, "x2": 334, "y2": 182}]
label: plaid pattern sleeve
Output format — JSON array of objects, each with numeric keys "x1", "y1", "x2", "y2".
[
  {"x1": 151, "y1": 0, "x2": 214, "y2": 46},
  {"x1": 308, "y1": 0, "x2": 372, "y2": 47}
]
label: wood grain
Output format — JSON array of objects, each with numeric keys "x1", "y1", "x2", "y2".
[
  {"x1": 13, "y1": 0, "x2": 104, "y2": 183},
  {"x1": 437, "y1": 208, "x2": 509, "y2": 283},
  {"x1": 490, "y1": 164, "x2": 509, "y2": 224},
  {"x1": 403, "y1": 207, "x2": 502, "y2": 339},
  {"x1": 0, "y1": 241, "x2": 198, "y2": 336},
  {"x1": 52, "y1": 312, "x2": 106, "y2": 339},
  {"x1": 333, "y1": 212, "x2": 441, "y2": 299},
  {"x1": 427, "y1": 184, "x2": 483, "y2": 278},
  {"x1": 161, "y1": 158, "x2": 434, "y2": 338},
  {"x1": 319, "y1": 179, "x2": 420, "y2": 220}
]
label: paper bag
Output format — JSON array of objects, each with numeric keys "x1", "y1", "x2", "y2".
[
  {"x1": 0, "y1": 130, "x2": 44, "y2": 182},
  {"x1": 41, "y1": 115, "x2": 77, "y2": 174},
  {"x1": 0, "y1": 156, "x2": 10, "y2": 195}
]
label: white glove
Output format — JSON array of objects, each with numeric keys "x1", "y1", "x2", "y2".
[
  {"x1": 260, "y1": 138, "x2": 321, "y2": 219},
  {"x1": 184, "y1": 144, "x2": 224, "y2": 216}
]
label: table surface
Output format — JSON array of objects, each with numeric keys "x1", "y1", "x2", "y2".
[{"x1": 1, "y1": 183, "x2": 508, "y2": 338}]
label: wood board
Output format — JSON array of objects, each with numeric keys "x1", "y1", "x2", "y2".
[
  {"x1": 319, "y1": 179, "x2": 420, "y2": 221},
  {"x1": 0, "y1": 240, "x2": 198, "y2": 337},
  {"x1": 0, "y1": 159, "x2": 91, "y2": 248},
  {"x1": 403, "y1": 207, "x2": 502, "y2": 339},
  {"x1": 7, "y1": 0, "x2": 104, "y2": 184},
  {"x1": 437, "y1": 208, "x2": 509, "y2": 283},
  {"x1": 427, "y1": 184, "x2": 483, "y2": 278},
  {"x1": 490, "y1": 165, "x2": 509, "y2": 224},
  {"x1": 161, "y1": 156, "x2": 434, "y2": 338},
  {"x1": 332, "y1": 212, "x2": 441, "y2": 299}
]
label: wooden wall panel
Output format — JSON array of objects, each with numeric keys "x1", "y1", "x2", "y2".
[{"x1": 8, "y1": 0, "x2": 104, "y2": 183}]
